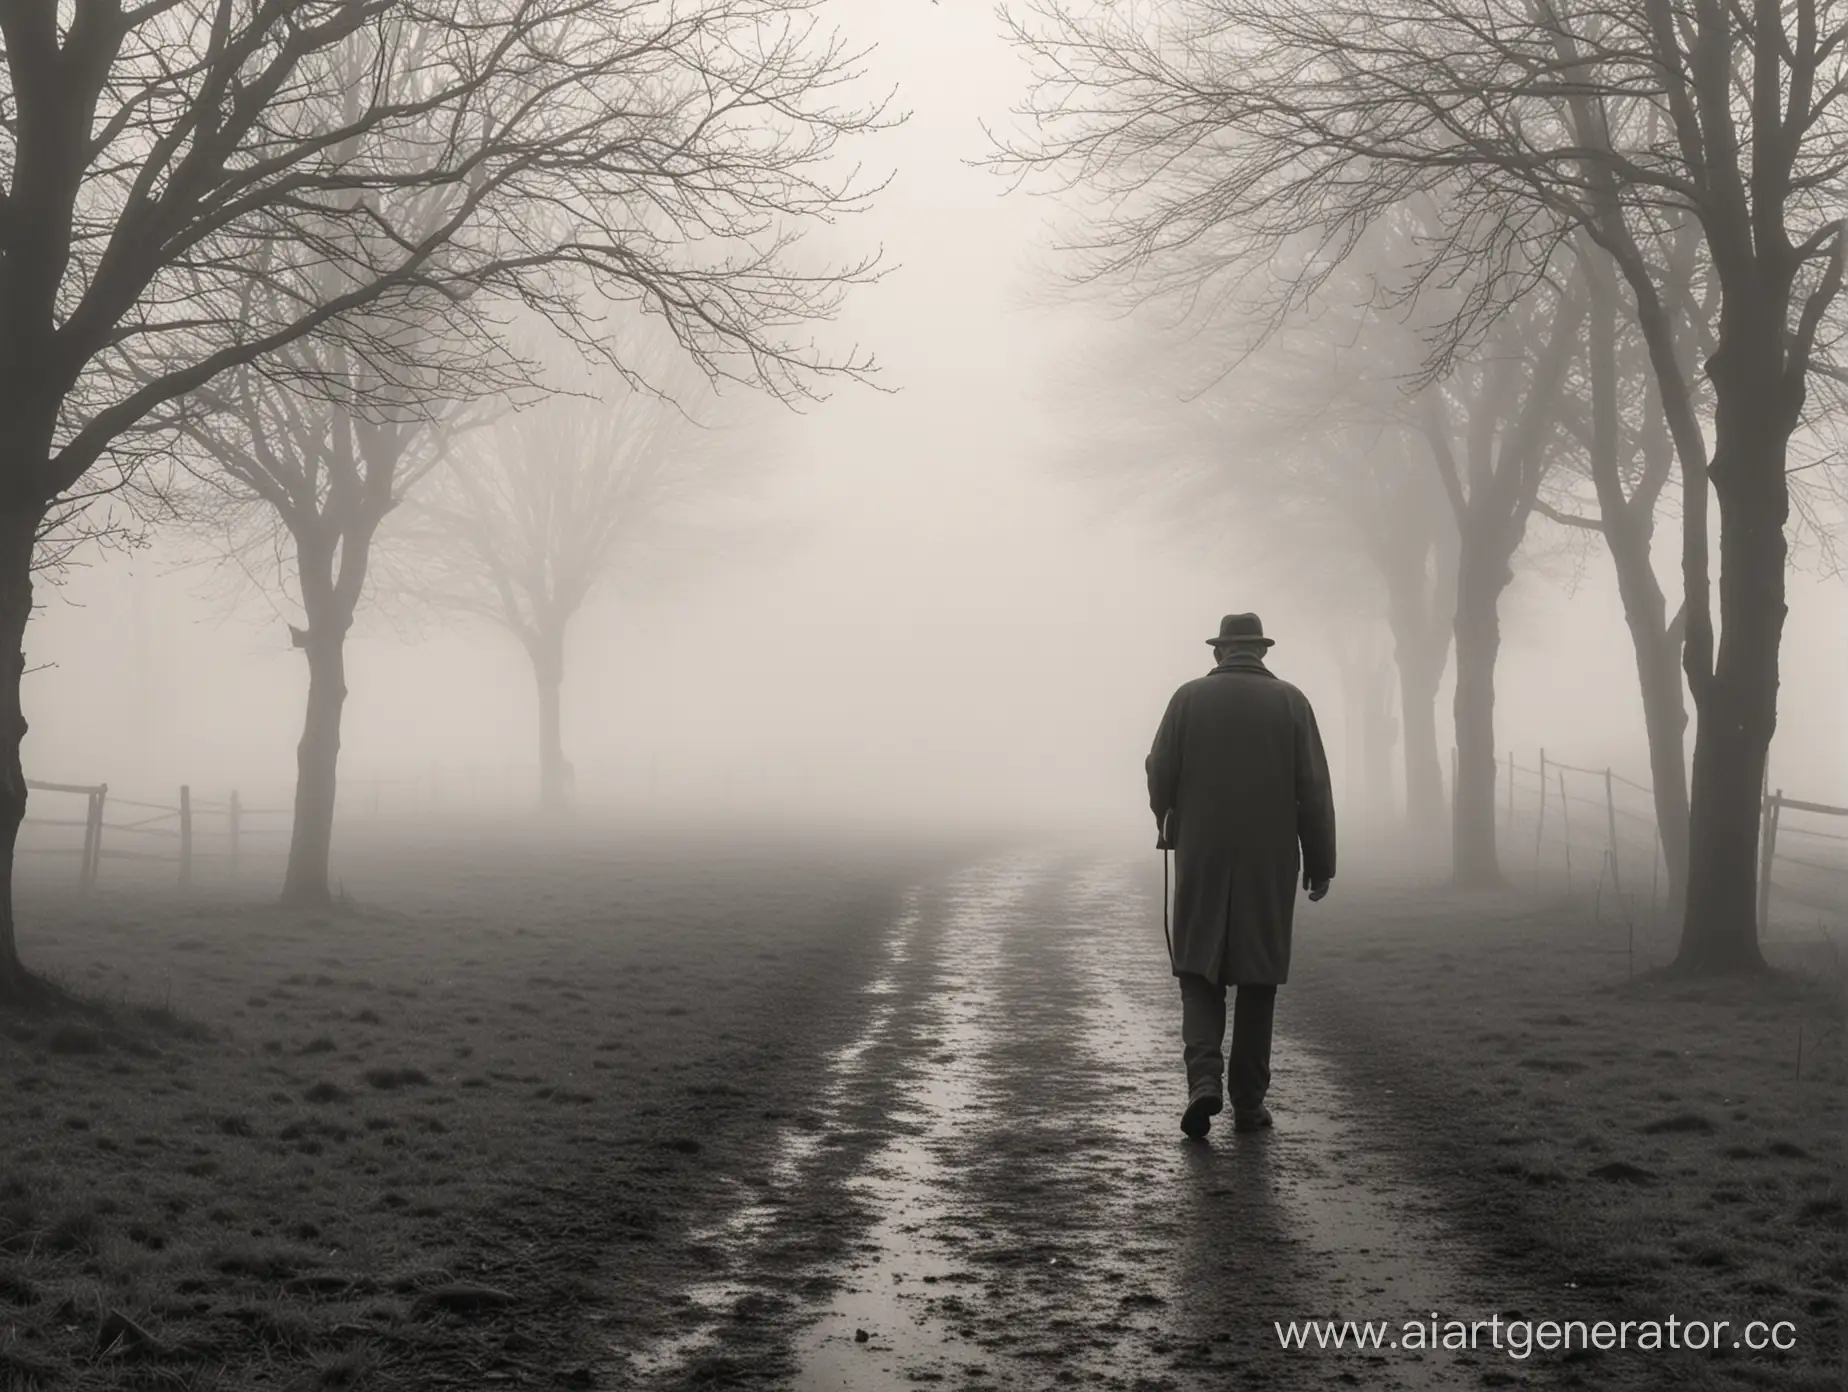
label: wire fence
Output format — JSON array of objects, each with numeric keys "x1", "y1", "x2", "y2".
[
  {"x1": 16, "y1": 750, "x2": 1843, "y2": 934},
  {"x1": 1757, "y1": 790, "x2": 1848, "y2": 929},
  {"x1": 14, "y1": 764, "x2": 532, "y2": 889},
  {"x1": 18, "y1": 780, "x2": 269, "y2": 887},
  {"x1": 1485, "y1": 747, "x2": 1846, "y2": 939}
]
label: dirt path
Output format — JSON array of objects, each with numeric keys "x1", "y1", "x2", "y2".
[{"x1": 613, "y1": 850, "x2": 1552, "y2": 1390}]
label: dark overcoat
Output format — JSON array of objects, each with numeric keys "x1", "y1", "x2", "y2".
[{"x1": 1145, "y1": 654, "x2": 1336, "y2": 985}]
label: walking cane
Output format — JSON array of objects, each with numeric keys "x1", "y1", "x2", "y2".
[{"x1": 1159, "y1": 809, "x2": 1175, "y2": 969}]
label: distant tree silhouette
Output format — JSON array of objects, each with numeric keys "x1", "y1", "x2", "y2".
[
  {"x1": 388, "y1": 325, "x2": 732, "y2": 815},
  {"x1": 0, "y1": 0, "x2": 893, "y2": 988},
  {"x1": 1416, "y1": 266, "x2": 1586, "y2": 886}
]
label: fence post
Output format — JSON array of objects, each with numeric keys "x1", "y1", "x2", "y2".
[
  {"x1": 88, "y1": 783, "x2": 108, "y2": 887},
  {"x1": 1603, "y1": 768, "x2": 1622, "y2": 896},
  {"x1": 1558, "y1": 767, "x2": 1573, "y2": 894},
  {"x1": 1756, "y1": 788, "x2": 1782, "y2": 934},
  {"x1": 1534, "y1": 748, "x2": 1548, "y2": 889},
  {"x1": 229, "y1": 791, "x2": 241, "y2": 877},
  {"x1": 1449, "y1": 746, "x2": 1458, "y2": 839},
  {"x1": 1652, "y1": 823, "x2": 1661, "y2": 920},
  {"x1": 79, "y1": 789, "x2": 98, "y2": 889},
  {"x1": 178, "y1": 785, "x2": 193, "y2": 888}
]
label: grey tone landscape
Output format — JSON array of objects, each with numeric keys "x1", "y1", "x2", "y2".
[{"x1": 0, "y1": 2, "x2": 1842, "y2": 1390}]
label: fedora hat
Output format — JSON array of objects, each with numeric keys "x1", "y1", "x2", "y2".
[{"x1": 1206, "y1": 612, "x2": 1274, "y2": 648}]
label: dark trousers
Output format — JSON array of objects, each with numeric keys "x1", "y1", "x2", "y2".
[{"x1": 1179, "y1": 974, "x2": 1277, "y2": 1112}]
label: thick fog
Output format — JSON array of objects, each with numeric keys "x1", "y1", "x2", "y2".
[
  {"x1": 17, "y1": 1, "x2": 1847, "y2": 842},
  {"x1": 6, "y1": 4, "x2": 1848, "y2": 1386}
]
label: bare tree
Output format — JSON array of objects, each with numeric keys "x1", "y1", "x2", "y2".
[
  {"x1": 1535, "y1": 237, "x2": 1703, "y2": 918},
  {"x1": 1328, "y1": 614, "x2": 1399, "y2": 825},
  {"x1": 993, "y1": 0, "x2": 1847, "y2": 969},
  {"x1": 1418, "y1": 267, "x2": 1586, "y2": 885},
  {"x1": 1355, "y1": 425, "x2": 1457, "y2": 836},
  {"x1": 1527, "y1": 15, "x2": 1844, "y2": 967},
  {"x1": 386, "y1": 329, "x2": 728, "y2": 815},
  {"x1": 0, "y1": 0, "x2": 894, "y2": 996},
  {"x1": 178, "y1": 339, "x2": 453, "y2": 907},
  {"x1": 1538, "y1": 234, "x2": 1842, "y2": 921}
]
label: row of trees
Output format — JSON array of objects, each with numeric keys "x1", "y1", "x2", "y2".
[
  {"x1": 0, "y1": 0, "x2": 895, "y2": 999},
  {"x1": 997, "y1": 0, "x2": 1847, "y2": 975},
  {"x1": 177, "y1": 321, "x2": 730, "y2": 903}
]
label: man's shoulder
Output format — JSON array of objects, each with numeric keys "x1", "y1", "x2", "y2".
[
  {"x1": 1185, "y1": 670, "x2": 1319, "y2": 711},
  {"x1": 1180, "y1": 667, "x2": 1297, "y2": 692},
  {"x1": 1271, "y1": 676, "x2": 1317, "y2": 708},
  {"x1": 1172, "y1": 671, "x2": 1238, "y2": 701}
]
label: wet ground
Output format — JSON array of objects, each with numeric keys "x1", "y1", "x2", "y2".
[{"x1": 612, "y1": 849, "x2": 1560, "y2": 1390}]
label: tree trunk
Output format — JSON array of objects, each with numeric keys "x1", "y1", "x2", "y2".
[
  {"x1": 1450, "y1": 546, "x2": 1508, "y2": 886},
  {"x1": 1380, "y1": 516, "x2": 1455, "y2": 833},
  {"x1": 1604, "y1": 516, "x2": 1690, "y2": 919},
  {"x1": 1581, "y1": 257, "x2": 1691, "y2": 922},
  {"x1": 0, "y1": 511, "x2": 34, "y2": 1000},
  {"x1": 1360, "y1": 648, "x2": 1397, "y2": 821},
  {"x1": 1636, "y1": 627, "x2": 1691, "y2": 920},
  {"x1": 1678, "y1": 680, "x2": 1772, "y2": 971},
  {"x1": 1396, "y1": 636, "x2": 1447, "y2": 831},
  {"x1": 282, "y1": 626, "x2": 348, "y2": 908},
  {"x1": 530, "y1": 630, "x2": 572, "y2": 815},
  {"x1": 1667, "y1": 276, "x2": 1796, "y2": 976},
  {"x1": 1331, "y1": 631, "x2": 1368, "y2": 822},
  {"x1": 1676, "y1": 466, "x2": 1782, "y2": 972},
  {"x1": 1336, "y1": 644, "x2": 1361, "y2": 819}
]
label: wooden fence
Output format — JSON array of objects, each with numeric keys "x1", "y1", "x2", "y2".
[
  {"x1": 19, "y1": 780, "x2": 293, "y2": 888},
  {"x1": 14, "y1": 767, "x2": 519, "y2": 888},
  {"x1": 20, "y1": 779, "x2": 110, "y2": 887},
  {"x1": 1757, "y1": 789, "x2": 1848, "y2": 929}
]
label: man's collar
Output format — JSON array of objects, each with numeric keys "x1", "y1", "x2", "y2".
[{"x1": 1210, "y1": 653, "x2": 1274, "y2": 676}]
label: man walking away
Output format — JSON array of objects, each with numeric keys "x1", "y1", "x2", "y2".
[{"x1": 1146, "y1": 613, "x2": 1336, "y2": 1139}]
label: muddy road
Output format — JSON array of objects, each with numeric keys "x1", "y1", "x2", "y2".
[{"x1": 610, "y1": 850, "x2": 1556, "y2": 1390}]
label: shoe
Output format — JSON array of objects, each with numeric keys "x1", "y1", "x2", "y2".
[
  {"x1": 1181, "y1": 1093, "x2": 1222, "y2": 1139},
  {"x1": 1233, "y1": 1104, "x2": 1273, "y2": 1132}
]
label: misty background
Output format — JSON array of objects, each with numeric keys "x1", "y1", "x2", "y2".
[{"x1": 19, "y1": 0, "x2": 1846, "y2": 845}]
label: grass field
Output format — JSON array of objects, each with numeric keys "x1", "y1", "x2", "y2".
[
  {"x1": 1285, "y1": 865, "x2": 1845, "y2": 1391},
  {"x1": 0, "y1": 825, "x2": 963, "y2": 1390}
]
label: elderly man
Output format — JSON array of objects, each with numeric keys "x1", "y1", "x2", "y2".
[{"x1": 1146, "y1": 612, "x2": 1336, "y2": 1139}]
